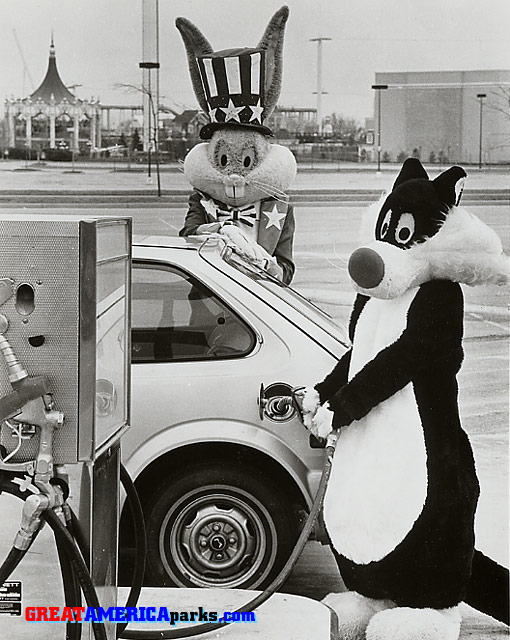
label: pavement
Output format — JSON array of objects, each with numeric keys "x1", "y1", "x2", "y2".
[
  {"x1": 0, "y1": 158, "x2": 509, "y2": 192},
  {"x1": 0, "y1": 160, "x2": 507, "y2": 639}
]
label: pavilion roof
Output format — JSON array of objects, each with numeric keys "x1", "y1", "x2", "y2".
[{"x1": 30, "y1": 38, "x2": 76, "y2": 103}]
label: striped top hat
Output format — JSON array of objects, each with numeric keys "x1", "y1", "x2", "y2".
[
  {"x1": 176, "y1": 6, "x2": 290, "y2": 140},
  {"x1": 196, "y1": 47, "x2": 272, "y2": 139}
]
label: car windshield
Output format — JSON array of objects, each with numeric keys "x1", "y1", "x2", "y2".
[{"x1": 198, "y1": 238, "x2": 349, "y2": 346}]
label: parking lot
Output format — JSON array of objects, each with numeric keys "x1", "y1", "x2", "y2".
[{"x1": 0, "y1": 162, "x2": 508, "y2": 638}]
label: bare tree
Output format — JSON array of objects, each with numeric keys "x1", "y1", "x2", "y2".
[{"x1": 486, "y1": 85, "x2": 510, "y2": 121}]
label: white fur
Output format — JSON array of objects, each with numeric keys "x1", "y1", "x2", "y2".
[
  {"x1": 324, "y1": 289, "x2": 428, "y2": 564},
  {"x1": 416, "y1": 205, "x2": 510, "y2": 286},
  {"x1": 310, "y1": 404, "x2": 334, "y2": 439},
  {"x1": 351, "y1": 240, "x2": 430, "y2": 299},
  {"x1": 359, "y1": 195, "x2": 387, "y2": 244},
  {"x1": 355, "y1": 202, "x2": 509, "y2": 300},
  {"x1": 298, "y1": 387, "x2": 334, "y2": 438},
  {"x1": 183, "y1": 139, "x2": 296, "y2": 208},
  {"x1": 301, "y1": 387, "x2": 320, "y2": 415},
  {"x1": 366, "y1": 606, "x2": 461, "y2": 640},
  {"x1": 322, "y1": 591, "x2": 395, "y2": 640}
]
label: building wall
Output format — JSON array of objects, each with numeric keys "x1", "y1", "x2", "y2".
[{"x1": 373, "y1": 70, "x2": 510, "y2": 164}]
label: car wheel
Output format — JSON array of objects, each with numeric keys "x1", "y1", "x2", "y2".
[{"x1": 144, "y1": 461, "x2": 298, "y2": 589}]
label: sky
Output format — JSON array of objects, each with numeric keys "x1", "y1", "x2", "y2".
[{"x1": 1, "y1": 0, "x2": 509, "y2": 123}]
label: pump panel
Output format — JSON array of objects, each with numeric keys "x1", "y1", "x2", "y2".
[{"x1": 0, "y1": 215, "x2": 131, "y2": 463}]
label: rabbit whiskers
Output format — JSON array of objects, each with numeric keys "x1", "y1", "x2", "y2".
[{"x1": 247, "y1": 178, "x2": 289, "y2": 204}]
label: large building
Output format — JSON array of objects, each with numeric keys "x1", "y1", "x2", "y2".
[
  {"x1": 4, "y1": 38, "x2": 101, "y2": 154},
  {"x1": 372, "y1": 70, "x2": 510, "y2": 164}
]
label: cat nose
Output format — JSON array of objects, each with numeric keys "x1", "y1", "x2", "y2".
[{"x1": 348, "y1": 248, "x2": 385, "y2": 289}]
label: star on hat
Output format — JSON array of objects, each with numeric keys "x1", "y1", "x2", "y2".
[
  {"x1": 218, "y1": 98, "x2": 245, "y2": 124},
  {"x1": 263, "y1": 204, "x2": 286, "y2": 230},
  {"x1": 248, "y1": 99, "x2": 264, "y2": 124}
]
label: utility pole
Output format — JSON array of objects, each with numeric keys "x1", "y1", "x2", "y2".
[
  {"x1": 310, "y1": 37, "x2": 331, "y2": 136},
  {"x1": 371, "y1": 84, "x2": 388, "y2": 173}
]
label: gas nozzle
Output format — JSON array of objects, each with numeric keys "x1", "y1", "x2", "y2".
[{"x1": 0, "y1": 314, "x2": 28, "y2": 383}]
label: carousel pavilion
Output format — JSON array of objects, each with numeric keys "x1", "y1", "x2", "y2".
[{"x1": 4, "y1": 37, "x2": 101, "y2": 154}]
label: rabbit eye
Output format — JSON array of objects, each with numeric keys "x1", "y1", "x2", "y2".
[
  {"x1": 220, "y1": 154, "x2": 228, "y2": 167},
  {"x1": 242, "y1": 147, "x2": 256, "y2": 169}
]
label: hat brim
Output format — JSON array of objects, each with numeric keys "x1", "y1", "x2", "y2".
[{"x1": 200, "y1": 121, "x2": 274, "y2": 140}]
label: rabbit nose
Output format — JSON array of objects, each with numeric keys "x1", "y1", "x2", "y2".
[
  {"x1": 223, "y1": 174, "x2": 245, "y2": 187},
  {"x1": 348, "y1": 247, "x2": 385, "y2": 289},
  {"x1": 224, "y1": 174, "x2": 246, "y2": 200}
]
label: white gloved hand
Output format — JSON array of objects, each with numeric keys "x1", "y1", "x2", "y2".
[
  {"x1": 294, "y1": 387, "x2": 334, "y2": 439},
  {"x1": 293, "y1": 387, "x2": 320, "y2": 428},
  {"x1": 196, "y1": 222, "x2": 223, "y2": 234},
  {"x1": 220, "y1": 225, "x2": 270, "y2": 264},
  {"x1": 310, "y1": 404, "x2": 334, "y2": 440}
]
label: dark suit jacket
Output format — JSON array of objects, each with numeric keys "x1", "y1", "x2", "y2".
[{"x1": 179, "y1": 190, "x2": 295, "y2": 284}]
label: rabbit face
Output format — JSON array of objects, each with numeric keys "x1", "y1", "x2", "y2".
[{"x1": 183, "y1": 128, "x2": 297, "y2": 207}]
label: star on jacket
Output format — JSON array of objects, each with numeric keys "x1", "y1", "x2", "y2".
[{"x1": 263, "y1": 203, "x2": 287, "y2": 230}]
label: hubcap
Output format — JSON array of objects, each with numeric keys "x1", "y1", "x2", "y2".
[{"x1": 159, "y1": 487, "x2": 277, "y2": 588}]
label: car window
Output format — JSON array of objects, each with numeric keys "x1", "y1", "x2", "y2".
[
  {"x1": 199, "y1": 241, "x2": 349, "y2": 348},
  {"x1": 131, "y1": 261, "x2": 256, "y2": 362}
]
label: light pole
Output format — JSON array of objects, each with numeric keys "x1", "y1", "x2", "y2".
[
  {"x1": 476, "y1": 93, "x2": 486, "y2": 170},
  {"x1": 139, "y1": 61, "x2": 160, "y2": 194},
  {"x1": 372, "y1": 84, "x2": 388, "y2": 173}
]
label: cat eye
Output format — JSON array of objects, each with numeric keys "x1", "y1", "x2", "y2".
[
  {"x1": 395, "y1": 213, "x2": 415, "y2": 245},
  {"x1": 379, "y1": 210, "x2": 392, "y2": 238}
]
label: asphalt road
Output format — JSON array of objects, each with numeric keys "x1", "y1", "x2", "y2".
[
  {"x1": 0, "y1": 199, "x2": 508, "y2": 638},
  {"x1": 46, "y1": 201, "x2": 510, "y2": 575}
]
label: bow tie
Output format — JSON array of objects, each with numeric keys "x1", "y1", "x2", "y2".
[{"x1": 216, "y1": 204, "x2": 258, "y2": 227}]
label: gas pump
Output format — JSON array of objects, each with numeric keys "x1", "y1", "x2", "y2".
[
  {"x1": 0, "y1": 216, "x2": 339, "y2": 640},
  {"x1": 0, "y1": 214, "x2": 131, "y2": 640}
]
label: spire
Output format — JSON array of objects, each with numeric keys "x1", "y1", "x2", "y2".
[{"x1": 30, "y1": 35, "x2": 75, "y2": 103}]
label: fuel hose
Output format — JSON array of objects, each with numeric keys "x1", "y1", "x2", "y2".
[{"x1": 118, "y1": 434, "x2": 337, "y2": 639}]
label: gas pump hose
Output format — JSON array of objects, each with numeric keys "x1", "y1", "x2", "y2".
[
  {"x1": 117, "y1": 432, "x2": 338, "y2": 639},
  {"x1": 0, "y1": 433, "x2": 338, "y2": 640},
  {"x1": 0, "y1": 472, "x2": 107, "y2": 640}
]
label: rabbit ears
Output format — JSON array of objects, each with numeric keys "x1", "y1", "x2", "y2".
[{"x1": 176, "y1": 6, "x2": 289, "y2": 123}]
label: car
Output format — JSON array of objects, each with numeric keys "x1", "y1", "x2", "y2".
[{"x1": 120, "y1": 234, "x2": 349, "y2": 591}]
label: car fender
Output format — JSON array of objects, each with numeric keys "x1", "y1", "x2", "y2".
[{"x1": 123, "y1": 418, "x2": 315, "y2": 509}]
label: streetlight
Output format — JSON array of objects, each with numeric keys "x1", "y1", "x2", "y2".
[
  {"x1": 371, "y1": 84, "x2": 388, "y2": 173},
  {"x1": 139, "y1": 61, "x2": 161, "y2": 194},
  {"x1": 476, "y1": 93, "x2": 486, "y2": 170}
]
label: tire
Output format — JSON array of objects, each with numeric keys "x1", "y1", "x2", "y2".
[{"x1": 144, "y1": 461, "x2": 298, "y2": 590}]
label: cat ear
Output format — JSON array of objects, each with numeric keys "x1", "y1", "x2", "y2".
[
  {"x1": 392, "y1": 157, "x2": 429, "y2": 190},
  {"x1": 175, "y1": 17, "x2": 214, "y2": 114},
  {"x1": 257, "y1": 6, "x2": 289, "y2": 117},
  {"x1": 433, "y1": 166, "x2": 467, "y2": 207}
]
